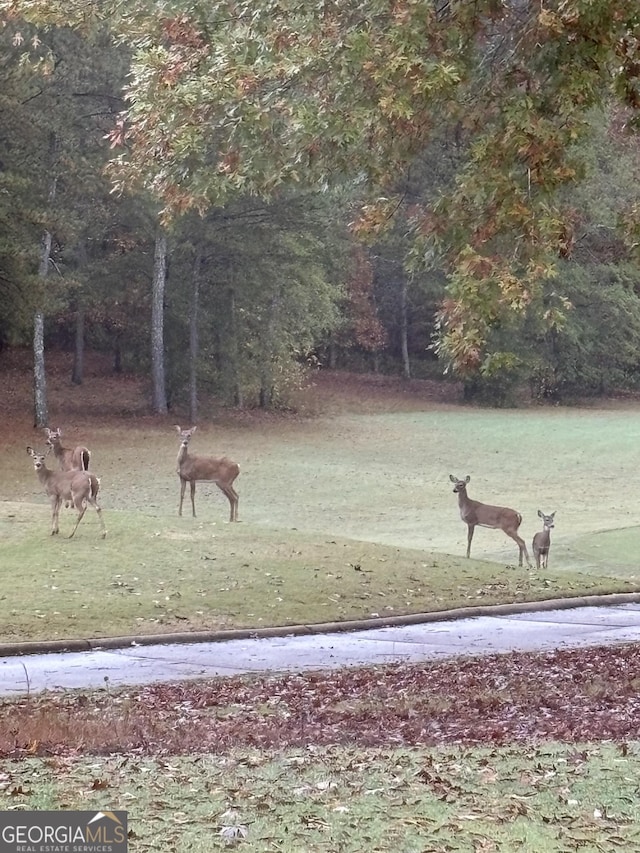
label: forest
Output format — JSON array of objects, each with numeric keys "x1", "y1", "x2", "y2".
[{"x1": 2, "y1": 0, "x2": 640, "y2": 420}]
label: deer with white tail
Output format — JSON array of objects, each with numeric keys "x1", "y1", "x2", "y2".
[
  {"x1": 44, "y1": 427, "x2": 91, "y2": 471},
  {"x1": 175, "y1": 426, "x2": 240, "y2": 522},
  {"x1": 532, "y1": 511, "x2": 555, "y2": 569},
  {"x1": 449, "y1": 474, "x2": 530, "y2": 567},
  {"x1": 26, "y1": 446, "x2": 106, "y2": 539}
]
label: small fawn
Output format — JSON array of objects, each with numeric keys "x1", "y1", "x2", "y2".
[{"x1": 532, "y1": 511, "x2": 555, "y2": 569}]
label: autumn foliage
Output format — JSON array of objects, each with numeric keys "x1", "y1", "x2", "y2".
[{"x1": 1, "y1": 643, "x2": 639, "y2": 758}]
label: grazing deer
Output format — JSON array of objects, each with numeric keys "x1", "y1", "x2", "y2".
[
  {"x1": 44, "y1": 427, "x2": 91, "y2": 471},
  {"x1": 449, "y1": 474, "x2": 531, "y2": 567},
  {"x1": 27, "y1": 446, "x2": 106, "y2": 539},
  {"x1": 175, "y1": 426, "x2": 240, "y2": 522},
  {"x1": 532, "y1": 510, "x2": 555, "y2": 569}
]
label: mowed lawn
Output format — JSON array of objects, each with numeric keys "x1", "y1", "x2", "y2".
[{"x1": 1, "y1": 365, "x2": 640, "y2": 643}]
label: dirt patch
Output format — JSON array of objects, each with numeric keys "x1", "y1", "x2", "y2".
[
  {"x1": 0, "y1": 347, "x2": 461, "y2": 423},
  {"x1": 302, "y1": 369, "x2": 463, "y2": 415},
  {"x1": 0, "y1": 347, "x2": 150, "y2": 428}
]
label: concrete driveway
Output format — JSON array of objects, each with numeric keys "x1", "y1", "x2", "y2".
[{"x1": 1, "y1": 602, "x2": 640, "y2": 697}]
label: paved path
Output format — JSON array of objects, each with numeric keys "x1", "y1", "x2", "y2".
[{"x1": 1, "y1": 603, "x2": 640, "y2": 696}]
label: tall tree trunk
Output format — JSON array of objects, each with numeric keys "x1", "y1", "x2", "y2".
[
  {"x1": 72, "y1": 302, "x2": 85, "y2": 385},
  {"x1": 228, "y1": 285, "x2": 244, "y2": 407},
  {"x1": 34, "y1": 155, "x2": 58, "y2": 427},
  {"x1": 188, "y1": 247, "x2": 202, "y2": 424},
  {"x1": 259, "y1": 292, "x2": 280, "y2": 408},
  {"x1": 400, "y1": 276, "x2": 411, "y2": 380},
  {"x1": 33, "y1": 227, "x2": 54, "y2": 428},
  {"x1": 328, "y1": 339, "x2": 337, "y2": 370},
  {"x1": 151, "y1": 227, "x2": 168, "y2": 415},
  {"x1": 33, "y1": 306, "x2": 47, "y2": 428}
]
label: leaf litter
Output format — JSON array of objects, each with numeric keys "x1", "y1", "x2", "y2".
[{"x1": 1, "y1": 643, "x2": 640, "y2": 850}]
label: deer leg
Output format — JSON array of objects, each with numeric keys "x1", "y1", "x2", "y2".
[
  {"x1": 230, "y1": 486, "x2": 239, "y2": 522},
  {"x1": 68, "y1": 498, "x2": 87, "y2": 539},
  {"x1": 466, "y1": 524, "x2": 474, "y2": 558},
  {"x1": 507, "y1": 532, "x2": 530, "y2": 568},
  {"x1": 178, "y1": 478, "x2": 187, "y2": 516},
  {"x1": 87, "y1": 496, "x2": 107, "y2": 539},
  {"x1": 50, "y1": 496, "x2": 61, "y2": 535},
  {"x1": 218, "y1": 483, "x2": 239, "y2": 522},
  {"x1": 189, "y1": 481, "x2": 197, "y2": 517}
]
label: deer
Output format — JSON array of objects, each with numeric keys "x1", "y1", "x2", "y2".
[
  {"x1": 27, "y1": 446, "x2": 107, "y2": 539},
  {"x1": 44, "y1": 427, "x2": 91, "y2": 472},
  {"x1": 175, "y1": 426, "x2": 240, "y2": 522},
  {"x1": 532, "y1": 510, "x2": 555, "y2": 569},
  {"x1": 449, "y1": 475, "x2": 531, "y2": 567}
]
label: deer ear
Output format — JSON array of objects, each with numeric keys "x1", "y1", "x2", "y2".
[
  {"x1": 465, "y1": 475, "x2": 470, "y2": 483},
  {"x1": 26, "y1": 446, "x2": 33, "y2": 456},
  {"x1": 174, "y1": 425, "x2": 182, "y2": 433},
  {"x1": 537, "y1": 509, "x2": 543, "y2": 518},
  {"x1": 449, "y1": 474, "x2": 456, "y2": 482},
  {"x1": 191, "y1": 426, "x2": 197, "y2": 433}
]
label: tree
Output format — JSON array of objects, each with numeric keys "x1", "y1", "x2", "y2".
[
  {"x1": 0, "y1": 14, "x2": 133, "y2": 421},
  {"x1": 150, "y1": 226, "x2": 168, "y2": 414},
  {"x1": 99, "y1": 0, "x2": 640, "y2": 375},
  {"x1": 6, "y1": 0, "x2": 640, "y2": 379},
  {"x1": 165, "y1": 192, "x2": 347, "y2": 409}
]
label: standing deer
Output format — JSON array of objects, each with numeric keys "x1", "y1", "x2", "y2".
[
  {"x1": 175, "y1": 426, "x2": 240, "y2": 522},
  {"x1": 532, "y1": 510, "x2": 555, "y2": 569},
  {"x1": 449, "y1": 475, "x2": 531, "y2": 567},
  {"x1": 26, "y1": 446, "x2": 106, "y2": 539},
  {"x1": 44, "y1": 427, "x2": 91, "y2": 471}
]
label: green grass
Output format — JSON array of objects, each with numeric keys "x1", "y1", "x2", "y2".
[
  {"x1": 2, "y1": 504, "x2": 628, "y2": 642},
  {"x1": 3, "y1": 392, "x2": 640, "y2": 643},
  {"x1": 2, "y1": 743, "x2": 639, "y2": 851}
]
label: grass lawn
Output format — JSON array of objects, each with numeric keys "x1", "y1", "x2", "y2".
[
  {"x1": 1, "y1": 361, "x2": 640, "y2": 643},
  {"x1": 3, "y1": 357, "x2": 640, "y2": 853},
  {"x1": 2, "y1": 744, "x2": 638, "y2": 851},
  {"x1": 0, "y1": 505, "x2": 634, "y2": 643}
]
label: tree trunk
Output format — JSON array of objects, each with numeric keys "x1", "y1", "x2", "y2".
[
  {"x1": 33, "y1": 308, "x2": 47, "y2": 428},
  {"x1": 188, "y1": 247, "x2": 202, "y2": 424},
  {"x1": 259, "y1": 293, "x2": 279, "y2": 408},
  {"x1": 400, "y1": 276, "x2": 411, "y2": 380},
  {"x1": 72, "y1": 302, "x2": 85, "y2": 385},
  {"x1": 33, "y1": 163, "x2": 57, "y2": 428},
  {"x1": 328, "y1": 340, "x2": 337, "y2": 370},
  {"x1": 33, "y1": 227, "x2": 54, "y2": 428},
  {"x1": 227, "y1": 286, "x2": 244, "y2": 407},
  {"x1": 151, "y1": 227, "x2": 168, "y2": 415}
]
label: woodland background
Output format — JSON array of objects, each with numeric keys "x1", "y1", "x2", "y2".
[{"x1": 2, "y1": 2, "x2": 640, "y2": 418}]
